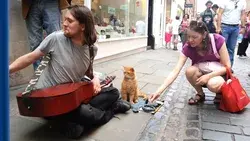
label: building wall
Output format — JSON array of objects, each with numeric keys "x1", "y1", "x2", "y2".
[
  {"x1": 9, "y1": 0, "x2": 34, "y2": 87},
  {"x1": 246, "y1": 0, "x2": 250, "y2": 12},
  {"x1": 184, "y1": 0, "x2": 197, "y2": 20}
]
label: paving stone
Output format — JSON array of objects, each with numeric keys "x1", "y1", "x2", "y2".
[
  {"x1": 188, "y1": 107, "x2": 198, "y2": 114},
  {"x1": 152, "y1": 69, "x2": 171, "y2": 77},
  {"x1": 140, "y1": 83, "x2": 160, "y2": 95},
  {"x1": 134, "y1": 66, "x2": 157, "y2": 74},
  {"x1": 200, "y1": 109, "x2": 231, "y2": 117},
  {"x1": 166, "y1": 91, "x2": 174, "y2": 96},
  {"x1": 163, "y1": 101, "x2": 170, "y2": 108},
  {"x1": 165, "y1": 96, "x2": 172, "y2": 102},
  {"x1": 203, "y1": 130, "x2": 232, "y2": 141},
  {"x1": 234, "y1": 135, "x2": 250, "y2": 141},
  {"x1": 242, "y1": 127, "x2": 250, "y2": 136},
  {"x1": 150, "y1": 62, "x2": 170, "y2": 70},
  {"x1": 138, "y1": 75, "x2": 165, "y2": 85},
  {"x1": 177, "y1": 98, "x2": 185, "y2": 103},
  {"x1": 183, "y1": 139, "x2": 200, "y2": 141},
  {"x1": 202, "y1": 122, "x2": 242, "y2": 134},
  {"x1": 174, "y1": 103, "x2": 185, "y2": 109},
  {"x1": 230, "y1": 118, "x2": 250, "y2": 127},
  {"x1": 168, "y1": 115, "x2": 180, "y2": 127},
  {"x1": 186, "y1": 121, "x2": 200, "y2": 128},
  {"x1": 202, "y1": 115, "x2": 230, "y2": 124},
  {"x1": 136, "y1": 59, "x2": 163, "y2": 68},
  {"x1": 172, "y1": 108, "x2": 182, "y2": 115},
  {"x1": 186, "y1": 128, "x2": 199, "y2": 138},
  {"x1": 187, "y1": 114, "x2": 199, "y2": 120}
]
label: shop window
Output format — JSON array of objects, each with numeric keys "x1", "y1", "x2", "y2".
[{"x1": 91, "y1": 0, "x2": 147, "y2": 40}]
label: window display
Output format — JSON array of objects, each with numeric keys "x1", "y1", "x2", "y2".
[{"x1": 91, "y1": 0, "x2": 147, "y2": 40}]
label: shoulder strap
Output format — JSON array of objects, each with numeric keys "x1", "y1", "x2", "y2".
[
  {"x1": 209, "y1": 34, "x2": 220, "y2": 59},
  {"x1": 22, "y1": 51, "x2": 53, "y2": 96},
  {"x1": 85, "y1": 46, "x2": 94, "y2": 79}
]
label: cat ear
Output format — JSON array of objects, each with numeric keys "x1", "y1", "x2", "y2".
[{"x1": 130, "y1": 67, "x2": 134, "y2": 72}]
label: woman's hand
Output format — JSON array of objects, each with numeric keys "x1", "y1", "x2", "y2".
[
  {"x1": 148, "y1": 93, "x2": 161, "y2": 103},
  {"x1": 196, "y1": 74, "x2": 210, "y2": 86},
  {"x1": 91, "y1": 76, "x2": 101, "y2": 96}
]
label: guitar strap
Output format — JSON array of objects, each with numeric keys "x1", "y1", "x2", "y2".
[{"x1": 22, "y1": 45, "x2": 94, "y2": 96}]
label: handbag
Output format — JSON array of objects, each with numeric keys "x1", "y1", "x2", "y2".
[
  {"x1": 220, "y1": 67, "x2": 250, "y2": 113},
  {"x1": 194, "y1": 34, "x2": 224, "y2": 74}
]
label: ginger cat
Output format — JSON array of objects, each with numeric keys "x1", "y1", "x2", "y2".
[{"x1": 121, "y1": 66, "x2": 148, "y2": 104}]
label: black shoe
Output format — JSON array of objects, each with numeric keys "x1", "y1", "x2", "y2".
[
  {"x1": 112, "y1": 100, "x2": 131, "y2": 114},
  {"x1": 60, "y1": 122, "x2": 84, "y2": 139}
]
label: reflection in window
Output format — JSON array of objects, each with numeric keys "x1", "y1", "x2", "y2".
[{"x1": 91, "y1": 0, "x2": 147, "y2": 40}]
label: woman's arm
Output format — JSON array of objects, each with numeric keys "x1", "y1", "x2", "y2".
[{"x1": 148, "y1": 53, "x2": 187, "y2": 102}]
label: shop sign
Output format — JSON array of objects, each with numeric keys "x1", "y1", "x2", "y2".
[
  {"x1": 108, "y1": 7, "x2": 116, "y2": 14},
  {"x1": 184, "y1": 4, "x2": 193, "y2": 8},
  {"x1": 120, "y1": 4, "x2": 128, "y2": 11}
]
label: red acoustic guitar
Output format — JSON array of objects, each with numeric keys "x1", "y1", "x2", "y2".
[
  {"x1": 16, "y1": 82, "x2": 94, "y2": 117},
  {"x1": 16, "y1": 75, "x2": 115, "y2": 117},
  {"x1": 16, "y1": 47, "x2": 100, "y2": 117}
]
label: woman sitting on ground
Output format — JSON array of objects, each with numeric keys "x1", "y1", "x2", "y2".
[{"x1": 148, "y1": 20, "x2": 231, "y2": 105}]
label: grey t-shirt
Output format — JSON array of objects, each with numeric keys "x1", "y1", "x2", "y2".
[{"x1": 34, "y1": 30, "x2": 97, "y2": 89}]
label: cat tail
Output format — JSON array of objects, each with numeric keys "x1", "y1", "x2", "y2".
[{"x1": 138, "y1": 91, "x2": 148, "y2": 100}]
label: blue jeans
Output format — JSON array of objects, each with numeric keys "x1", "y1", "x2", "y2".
[
  {"x1": 25, "y1": 0, "x2": 61, "y2": 70},
  {"x1": 221, "y1": 24, "x2": 240, "y2": 67}
]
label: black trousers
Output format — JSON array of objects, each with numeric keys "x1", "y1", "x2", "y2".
[
  {"x1": 237, "y1": 38, "x2": 249, "y2": 56},
  {"x1": 46, "y1": 87, "x2": 120, "y2": 127}
]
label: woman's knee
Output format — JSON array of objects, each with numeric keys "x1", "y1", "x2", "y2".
[
  {"x1": 185, "y1": 66, "x2": 200, "y2": 78},
  {"x1": 207, "y1": 77, "x2": 225, "y2": 93}
]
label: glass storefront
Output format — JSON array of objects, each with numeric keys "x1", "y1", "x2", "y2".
[{"x1": 91, "y1": 0, "x2": 147, "y2": 40}]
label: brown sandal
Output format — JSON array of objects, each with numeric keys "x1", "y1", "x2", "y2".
[{"x1": 188, "y1": 93, "x2": 205, "y2": 105}]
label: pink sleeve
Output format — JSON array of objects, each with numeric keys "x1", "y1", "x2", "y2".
[{"x1": 181, "y1": 43, "x2": 190, "y2": 57}]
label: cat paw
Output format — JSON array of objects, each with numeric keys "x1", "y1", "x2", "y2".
[
  {"x1": 133, "y1": 100, "x2": 138, "y2": 103},
  {"x1": 130, "y1": 101, "x2": 135, "y2": 105}
]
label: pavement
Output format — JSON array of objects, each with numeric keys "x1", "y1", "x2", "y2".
[{"x1": 9, "y1": 44, "x2": 250, "y2": 141}]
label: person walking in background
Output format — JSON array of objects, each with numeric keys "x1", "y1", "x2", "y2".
[
  {"x1": 216, "y1": 0, "x2": 246, "y2": 67},
  {"x1": 172, "y1": 16, "x2": 181, "y2": 51},
  {"x1": 165, "y1": 18, "x2": 173, "y2": 49},
  {"x1": 237, "y1": 11, "x2": 250, "y2": 58},
  {"x1": 200, "y1": 1, "x2": 216, "y2": 33},
  {"x1": 22, "y1": 0, "x2": 71, "y2": 70},
  {"x1": 212, "y1": 4, "x2": 219, "y2": 31},
  {"x1": 179, "y1": 14, "x2": 190, "y2": 46}
]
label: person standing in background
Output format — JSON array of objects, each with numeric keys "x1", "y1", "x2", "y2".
[
  {"x1": 237, "y1": 11, "x2": 250, "y2": 58},
  {"x1": 22, "y1": 0, "x2": 71, "y2": 70},
  {"x1": 200, "y1": 1, "x2": 216, "y2": 33},
  {"x1": 212, "y1": 4, "x2": 219, "y2": 31},
  {"x1": 179, "y1": 14, "x2": 189, "y2": 46},
  {"x1": 172, "y1": 16, "x2": 181, "y2": 51},
  {"x1": 216, "y1": 0, "x2": 246, "y2": 67},
  {"x1": 165, "y1": 18, "x2": 173, "y2": 49}
]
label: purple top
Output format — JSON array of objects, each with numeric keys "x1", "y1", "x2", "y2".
[{"x1": 182, "y1": 34, "x2": 225, "y2": 65}]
